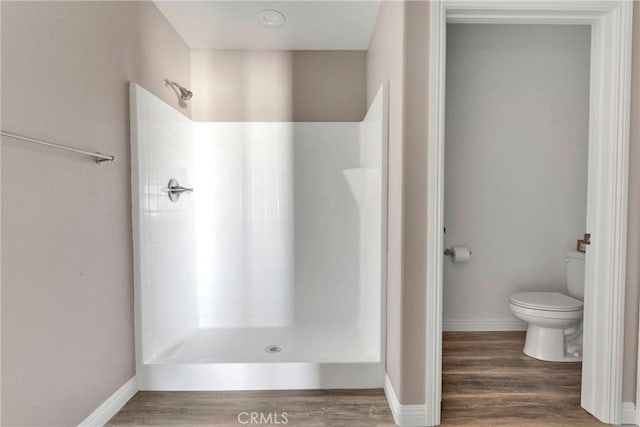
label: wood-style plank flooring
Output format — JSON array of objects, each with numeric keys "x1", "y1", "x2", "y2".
[
  {"x1": 108, "y1": 389, "x2": 393, "y2": 426},
  {"x1": 440, "y1": 331, "x2": 602, "y2": 426},
  {"x1": 109, "y1": 332, "x2": 601, "y2": 426}
]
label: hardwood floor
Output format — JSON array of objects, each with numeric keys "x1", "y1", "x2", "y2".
[
  {"x1": 108, "y1": 389, "x2": 395, "y2": 426},
  {"x1": 441, "y1": 331, "x2": 602, "y2": 426},
  {"x1": 109, "y1": 332, "x2": 601, "y2": 426}
]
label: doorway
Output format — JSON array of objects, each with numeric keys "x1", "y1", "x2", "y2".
[
  {"x1": 440, "y1": 23, "x2": 592, "y2": 423},
  {"x1": 426, "y1": 2, "x2": 633, "y2": 425}
]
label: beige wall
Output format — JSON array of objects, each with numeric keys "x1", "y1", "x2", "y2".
[
  {"x1": 367, "y1": 0, "x2": 432, "y2": 405},
  {"x1": 191, "y1": 50, "x2": 366, "y2": 122},
  {"x1": 366, "y1": 0, "x2": 406, "y2": 401},
  {"x1": 138, "y1": 1, "x2": 192, "y2": 118},
  {"x1": 623, "y1": 3, "x2": 640, "y2": 403},
  {"x1": 0, "y1": 2, "x2": 190, "y2": 425},
  {"x1": 401, "y1": 1, "x2": 430, "y2": 403}
]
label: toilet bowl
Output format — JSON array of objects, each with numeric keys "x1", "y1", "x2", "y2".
[
  {"x1": 509, "y1": 251, "x2": 585, "y2": 362},
  {"x1": 509, "y1": 292, "x2": 583, "y2": 362}
]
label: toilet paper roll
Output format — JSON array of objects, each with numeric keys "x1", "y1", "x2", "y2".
[{"x1": 451, "y1": 245, "x2": 471, "y2": 263}]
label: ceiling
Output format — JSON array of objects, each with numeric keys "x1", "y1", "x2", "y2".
[{"x1": 153, "y1": 1, "x2": 381, "y2": 50}]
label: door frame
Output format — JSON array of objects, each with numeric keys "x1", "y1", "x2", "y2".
[{"x1": 426, "y1": 1, "x2": 633, "y2": 425}]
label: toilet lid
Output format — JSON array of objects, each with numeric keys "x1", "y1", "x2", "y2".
[{"x1": 510, "y1": 292, "x2": 583, "y2": 312}]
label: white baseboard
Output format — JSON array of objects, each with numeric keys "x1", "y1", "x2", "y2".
[
  {"x1": 78, "y1": 376, "x2": 137, "y2": 427},
  {"x1": 384, "y1": 374, "x2": 431, "y2": 427},
  {"x1": 443, "y1": 319, "x2": 527, "y2": 331},
  {"x1": 622, "y1": 401, "x2": 637, "y2": 426}
]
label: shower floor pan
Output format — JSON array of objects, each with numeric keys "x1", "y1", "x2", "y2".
[{"x1": 138, "y1": 326, "x2": 384, "y2": 391}]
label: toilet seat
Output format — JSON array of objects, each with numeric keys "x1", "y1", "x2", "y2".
[
  {"x1": 510, "y1": 292, "x2": 583, "y2": 312},
  {"x1": 509, "y1": 303, "x2": 582, "y2": 323}
]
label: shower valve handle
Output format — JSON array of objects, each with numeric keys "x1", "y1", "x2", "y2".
[
  {"x1": 166, "y1": 178, "x2": 194, "y2": 202},
  {"x1": 168, "y1": 185, "x2": 193, "y2": 194}
]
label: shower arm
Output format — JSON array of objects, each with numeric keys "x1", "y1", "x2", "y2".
[{"x1": 164, "y1": 79, "x2": 193, "y2": 101}]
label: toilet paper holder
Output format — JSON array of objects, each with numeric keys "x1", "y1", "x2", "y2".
[{"x1": 444, "y1": 247, "x2": 472, "y2": 257}]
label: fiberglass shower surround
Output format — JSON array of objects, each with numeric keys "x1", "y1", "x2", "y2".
[{"x1": 130, "y1": 83, "x2": 387, "y2": 390}]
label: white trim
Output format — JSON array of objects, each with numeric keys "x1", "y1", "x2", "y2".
[
  {"x1": 384, "y1": 374, "x2": 429, "y2": 427},
  {"x1": 78, "y1": 377, "x2": 137, "y2": 427},
  {"x1": 0, "y1": 1, "x2": 3, "y2": 421},
  {"x1": 443, "y1": 319, "x2": 527, "y2": 332},
  {"x1": 425, "y1": 2, "x2": 447, "y2": 426},
  {"x1": 580, "y1": 1, "x2": 632, "y2": 423},
  {"x1": 622, "y1": 401, "x2": 637, "y2": 426},
  {"x1": 427, "y1": 1, "x2": 633, "y2": 425},
  {"x1": 378, "y1": 81, "x2": 391, "y2": 391}
]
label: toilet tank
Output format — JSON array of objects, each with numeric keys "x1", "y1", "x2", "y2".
[{"x1": 566, "y1": 251, "x2": 585, "y2": 300}]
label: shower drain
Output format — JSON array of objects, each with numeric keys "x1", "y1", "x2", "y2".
[{"x1": 265, "y1": 345, "x2": 282, "y2": 353}]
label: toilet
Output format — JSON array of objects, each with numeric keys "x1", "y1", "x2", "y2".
[{"x1": 509, "y1": 251, "x2": 585, "y2": 362}]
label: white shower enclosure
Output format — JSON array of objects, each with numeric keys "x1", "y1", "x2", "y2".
[{"x1": 130, "y1": 83, "x2": 388, "y2": 390}]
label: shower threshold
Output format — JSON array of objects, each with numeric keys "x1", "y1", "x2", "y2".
[{"x1": 138, "y1": 325, "x2": 384, "y2": 391}]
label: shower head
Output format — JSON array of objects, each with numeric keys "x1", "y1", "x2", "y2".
[{"x1": 165, "y1": 79, "x2": 193, "y2": 101}]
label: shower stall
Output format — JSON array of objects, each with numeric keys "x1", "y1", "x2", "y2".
[{"x1": 130, "y1": 82, "x2": 387, "y2": 390}]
